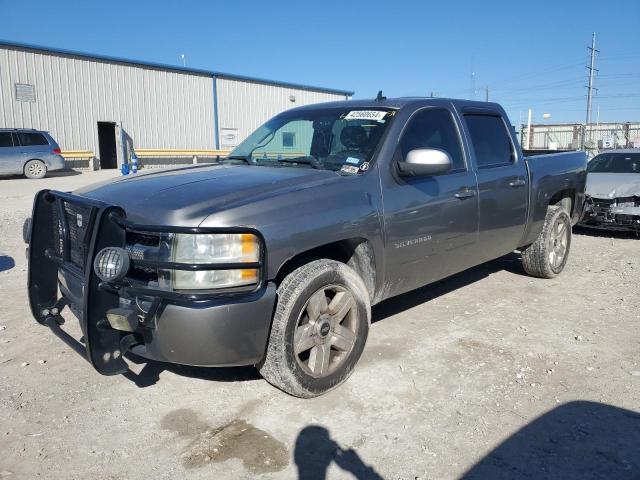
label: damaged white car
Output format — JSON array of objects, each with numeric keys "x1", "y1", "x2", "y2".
[{"x1": 581, "y1": 149, "x2": 640, "y2": 231}]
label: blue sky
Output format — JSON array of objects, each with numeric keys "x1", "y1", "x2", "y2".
[{"x1": 2, "y1": 0, "x2": 639, "y2": 124}]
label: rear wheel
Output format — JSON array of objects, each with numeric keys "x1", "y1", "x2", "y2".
[
  {"x1": 24, "y1": 160, "x2": 47, "y2": 179},
  {"x1": 521, "y1": 206, "x2": 572, "y2": 278},
  {"x1": 259, "y1": 259, "x2": 370, "y2": 398}
]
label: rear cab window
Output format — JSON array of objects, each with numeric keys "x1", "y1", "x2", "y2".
[
  {"x1": 0, "y1": 132, "x2": 14, "y2": 148},
  {"x1": 18, "y1": 132, "x2": 49, "y2": 146},
  {"x1": 464, "y1": 114, "x2": 515, "y2": 168}
]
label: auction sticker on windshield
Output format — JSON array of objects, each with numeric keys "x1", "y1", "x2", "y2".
[{"x1": 343, "y1": 110, "x2": 388, "y2": 122}]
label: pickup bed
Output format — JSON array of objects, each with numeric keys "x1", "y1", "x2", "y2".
[{"x1": 26, "y1": 97, "x2": 587, "y2": 397}]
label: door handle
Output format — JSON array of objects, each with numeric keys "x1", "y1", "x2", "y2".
[
  {"x1": 455, "y1": 188, "x2": 476, "y2": 199},
  {"x1": 509, "y1": 178, "x2": 526, "y2": 187}
]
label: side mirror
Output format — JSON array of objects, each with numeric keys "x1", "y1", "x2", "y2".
[{"x1": 397, "y1": 148, "x2": 452, "y2": 177}]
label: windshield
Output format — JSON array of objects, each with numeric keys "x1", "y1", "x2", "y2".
[
  {"x1": 228, "y1": 107, "x2": 396, "y2": 173},
  {"x1": 588, "y1": 152, "x2": 640, "y2": 173}
]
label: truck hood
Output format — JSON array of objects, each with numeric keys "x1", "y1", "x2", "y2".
[
  {"x1": 74, "y1": 164, "x2": 340, "y2": 226},
  {"x1": 586, "y1": 172, "x2": 640, "y2": 199}
]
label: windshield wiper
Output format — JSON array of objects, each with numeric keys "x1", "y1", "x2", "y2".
[
  {"x1": 276, "y1": 156, "x2": 322, "y2": 169},
  {"x1": 222, "y1": 155, "x2": 252, "y2": 165}
]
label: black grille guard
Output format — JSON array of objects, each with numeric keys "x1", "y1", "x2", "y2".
[{"x1": 27, "y1": 189, "x2": 266, "y2": 375}]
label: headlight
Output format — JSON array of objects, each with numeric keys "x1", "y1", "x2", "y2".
[{"x1": 172, "y1": 233, "x2": 259, "y2": 290}]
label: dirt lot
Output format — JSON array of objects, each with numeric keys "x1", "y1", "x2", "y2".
[{"x1": 1, "y1": 170, "x2": 639, "y2": 479}]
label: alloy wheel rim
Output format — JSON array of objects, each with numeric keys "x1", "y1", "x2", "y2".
[
  {"x1": 28, "y1": 162, "x2": 44, "y2": 176},
  {"x1": 548, "y1": 217, "x2": 568, "y2": 270},
  {"x1": 293, "y1": 285, "x2": 358, "y2": 378}
]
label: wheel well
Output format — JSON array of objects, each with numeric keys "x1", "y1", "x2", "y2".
[
  {"x1": 23, "y1": 158, "x2": 45, "y2": 170},
  {"x1": 275, "y1": 238, "x2": 376, "y2": 301},
  {"x1": 549, "y1": 189, "x2": 575, "y2": 216}
]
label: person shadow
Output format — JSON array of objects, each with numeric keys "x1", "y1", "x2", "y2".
[{"x1": 294, "y1": 426, "x2": 384, "y2": 480}]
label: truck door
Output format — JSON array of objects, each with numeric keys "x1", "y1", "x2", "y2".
[
  {"x1": 383, "y1": 107, "x2": 479, "y2": 296},
  {"x1": 462, "y1": 112, "x2": 528, "y2": 263}
]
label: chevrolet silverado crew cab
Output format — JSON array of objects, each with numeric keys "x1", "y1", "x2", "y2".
[{"x1": 25, "y1": 98, "x2": 587, "y2": 397}]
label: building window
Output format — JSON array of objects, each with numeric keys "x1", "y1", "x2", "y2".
[
  {"x1": 15, "y1": 83, "x2": 36, "y2": 103},
  {"x1": 282, "y1": 132, "x2": 295, "y2": 148}
]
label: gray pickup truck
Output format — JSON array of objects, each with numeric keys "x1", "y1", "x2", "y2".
[{"x1": 26, "y1": 98, "x2": 587, "y2": 397}]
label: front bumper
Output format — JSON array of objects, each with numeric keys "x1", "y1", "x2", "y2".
[
  {"x1": 581, "y1": 197, "x2": 640, "y2": 230},
  {"x1": 27, "y1": 189, "x2": 275, "y2": 375}
]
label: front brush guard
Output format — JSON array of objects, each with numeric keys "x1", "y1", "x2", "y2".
[{"x1": 28, "y1": 189, "x2": 129, "y2": 375}]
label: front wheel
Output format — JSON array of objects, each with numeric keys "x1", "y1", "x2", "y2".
[
  {"x1": 259, "y1": 259, "x2": 370, "y2": 398},
  {"x1": 521, "y1": 206, "x2": 572, "y2": 278}
]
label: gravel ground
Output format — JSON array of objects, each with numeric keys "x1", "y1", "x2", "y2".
[{"x1": 1, "y1": 170, "x2": 639, "y2": 479}]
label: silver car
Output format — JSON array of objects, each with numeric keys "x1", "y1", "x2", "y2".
[
  {"x1": 0, "y1": 129, "x2": 65, "y2": 179},
  {"x1": 582, "y1": 149, "x2": 640, "y2": 230}
]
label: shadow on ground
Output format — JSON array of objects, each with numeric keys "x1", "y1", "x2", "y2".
[
  {"x1": 0, "y1": 255, "x2": 15, "y2": 272},
  {"x1": 294, "y1": 426, "x2": 383, "y2": 480},
  {"x1": 48, "y1": 169, "x2": 83, "y2": 178},
  {"x1": 372, "y1": 252, "x2": 525, "y2": 323},
  {"x1": 462, "y1": 401, "x2": 640, "y2": 479},
  {"x1": 573, "y1": 225, "x2": 638, "y2": 240},
  {"x1": 122, "y1": 352, "x2": 261, "y2": 388}
]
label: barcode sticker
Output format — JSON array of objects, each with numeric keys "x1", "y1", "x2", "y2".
[{"x1": 344, "y1": 110, "x2": 388, "y2": 122}]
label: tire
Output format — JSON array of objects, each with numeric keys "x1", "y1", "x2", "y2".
[
  {"x1": 259, "y1": 259, "x2": 370, "y2": 398},
  {"x1": 22, "y1": 217, "x2": 32, "y2": 244},
  {"x1": 24, "y1": 159, "x2": 47, "y2": 179},
  {"x1": 521, "y1": 206, "x2": 572, "y2": 278}
]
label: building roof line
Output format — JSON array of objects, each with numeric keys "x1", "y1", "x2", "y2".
[{"x1": 0, "y1": 39, "x2": 355, "y2": 96}]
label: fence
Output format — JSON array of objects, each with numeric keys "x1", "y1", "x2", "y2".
[{"x1": 520, "y1": 122, "x2": 640, "y2": 154}]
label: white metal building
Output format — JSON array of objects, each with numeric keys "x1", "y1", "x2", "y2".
[{"x1": 0, "y1": 41, "x2": 353, "y2": 169}]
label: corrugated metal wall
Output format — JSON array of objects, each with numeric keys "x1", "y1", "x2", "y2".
[
  {"x1": 0, "y1": 46, "x2": 215, "y2": 158},
  {"x1": 216, "y1": 77, "x2": 348, "y2": 146}
]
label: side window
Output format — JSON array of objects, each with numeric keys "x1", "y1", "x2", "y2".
[
  {"x1": 464, "y1": 114, "x2": 514, "y2": 168},
  {"x1": 18, "y1": 132, "x2": 49, "y2": 146},
  {"x1": 399, "y1": 108, "x2": 465, "y2": 171},
  {"x1": 0, "y1": 132, "x2": 14, "y2": 148}
]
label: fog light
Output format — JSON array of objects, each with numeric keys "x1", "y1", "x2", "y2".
[
  {"x1": 94, "y1": 247, "x2": 130, "y2": 282},
  {"x1": 106, "y1": 307, "x2": 138, "y2": 332}
]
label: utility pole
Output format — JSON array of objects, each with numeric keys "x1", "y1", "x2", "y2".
[
  {"x1": 583, "y1": 32, "x2": 599, "y2": 149},
  {"x1": 485, "y1": 86, "x2": 489, "y2": 102}
]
